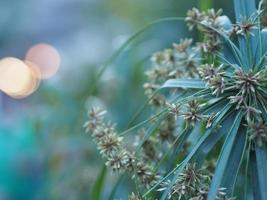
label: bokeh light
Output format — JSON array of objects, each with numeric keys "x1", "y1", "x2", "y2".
[
  {"x1": 0, "y1": 57, "x2": 41, "y2": 99},
  {"x1": 25, "y1": 43, "x2": 61, "y2": 79},
  {"x1": 18, "y1": 61, "x2": 41, "y2": 98}
]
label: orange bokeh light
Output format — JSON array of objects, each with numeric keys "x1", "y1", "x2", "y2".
[{"x1": 25, "y1": 43, "x2": 61, "y2": 79}]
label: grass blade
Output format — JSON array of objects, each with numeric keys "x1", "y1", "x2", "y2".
[
  {"x1": 161, "y1": 79, "x2": 206, "y2": 89},
  {"x1": 207, "y1": 111, "x2": 243, "y2": 200},
  {"x1": 221, "y1": 125, "x2": 247, "y2": 196},
  {"x1": 92, "y1": 165, "x2": 107, "y2": 200},
  {"x1": 250, "y1": 151, "x2": 261, "y2": 200},
  {"x1": 255, "y1": 144, "x2": 267, "y2": 200}
]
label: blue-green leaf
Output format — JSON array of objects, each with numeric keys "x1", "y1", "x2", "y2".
[
  {"x1": 200, "y1": 111, "x2": 234, "y2": 154},
  {"x1": 234, "y1": 0, "x2": 257, "y2": 69},
  {"x1": 261, "y1": 28, "x2": 267, "y2": 56},
  {"x1": 251, "y1": 151, "x2": 262, "y2": 200},
  {"x1": 92, "y1": 165, "x2": 107, "y2": 200},
  {"x1": 207, "y1": 112, "x2": 243, "y2": 200},
  {"x1": 161, "y1": 79, "x2": 206, "y2": 89},
  {"x1": 168, "y1": 127, "x2": 193, "y2": 169},
  {"x1": 255, "y1": 145, "x2": 267, "y2": 200},
  {"x1": 234, "y1": 0, "x2": 256, "y2": 20},
  {"x1": 221, "y1": 125, "x2": 247, "y2": 196}
]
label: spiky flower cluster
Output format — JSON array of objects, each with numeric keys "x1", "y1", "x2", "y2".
[
  {"x1": 183, "y1": 100, "x2": 205, "y2": 126},
  {"x1": 204, "y1": 67, "x2": 266, "y2": 146},
  {"x1": 84, "y1": 107, "x2": 159, "y2": 188},
  {"x1": 247, "y1": 119, "x2": 267, "y2": 147},
  {"x1": 232, "y1": 17, "x2": 256, "y2": 36},
  {"x1": 84, "y1": 107, "x2": 133, "y2": 171},
  {"x1": 185, "y1": 8, "x2": 231, "y2": 54},
  {"x1": 199, "y1": 64, "x2": 225, "y2": 95},
  {"x1": 199, "y1": 63, "x2": 267, "y2": 128},
  {"x1": 158, "y1": 164, "x2": 234, "y2": 200}
]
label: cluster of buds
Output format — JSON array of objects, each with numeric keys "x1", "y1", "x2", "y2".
[
  {"x1": 247, "y1": 119, "x2": 267, "y2": 147},
  {"x1": 144, "y1": 38, "x2": 200, "y2": 106},
  {"x1": 229, "y1": 68, "x2": 265, "y2": 120},
  {"x1": 134, "y1": 162, "x2": 160, "y2": 188},
  {"x1": 84, "y1": 107, "x2": 133, "y2": 171},
  {"x1": 233, "y1": 68, "x2": 260, "y2": 95},
  {"x1": 158, "y1": 114, "x2": 176, "y2": 142},
  {"x1": 140, "y1": 136, "x2": 159, "y2": 162},
  {"x1": 232, "y1": 18, "x2": 256, "y2": 36},
  {"x1": 199, "y1": 64, "x2": 225, "y2": 96},
  {"x1": 200, "y1": 64, "x2": 266, "y2": 123},
  {"x1": 200, "y1": 63, "x2": 265, "y2": 114},
  {"x1": 183, "y1": 100, "x2": 205, "y2": 126},
  {"x1": 143, "y1": 82, "x2": 166, "y2": 106},
  {"x1": 186, "y1": 8, "x2": 232, "y2": 54},
  {"x1": 159, "y1": 163, "x2": 234, "y2": 200},
  {"x1": 84, "y1": 107, "x2": 160, "y2": 188},
  {"x1": 172, "y1": 38, "x2": 200, "y2": 78}
]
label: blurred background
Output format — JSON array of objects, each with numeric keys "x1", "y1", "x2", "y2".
[{"x1": 0, "y1": 0, "x2": 233, "y2": 199}]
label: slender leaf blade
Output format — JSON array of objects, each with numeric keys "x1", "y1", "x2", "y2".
[
  {"x1": 92, "y1": 165, "x2": 107, "y2": 200},
  {"x1": 251, "y1": 150, "x2": 262, "y2": 200},
  {"x1": 161, "y1": 79, "x2": 206, "y2": 89},
  {"x1": 221, "y1": 125, "x2": 247, "y2": 195},
  {"x1": 207, "y1": 112, "x2": 243, "y2": 200},
  {"x1": 255, "y1": 144, "x2": 267, "y2": 200}
]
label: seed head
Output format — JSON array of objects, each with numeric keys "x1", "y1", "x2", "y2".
[
  {"x1": 134, "y1": 162, "x2": 160, "y2": 188},
  {"x1": 128, "y1": 192, "x2": 141, "y2": 200},
  {"x1": 247, "y1": 119, "x2": 267, "y2": 147},
  {"x1": 106, "y1": 150, "x2": 131, "y2": 171}
]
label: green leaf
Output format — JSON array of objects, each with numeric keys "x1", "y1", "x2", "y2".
[
  {"x1": 207, "y1": 111, "x2": 243, "y2": 200},
  {"x1": 261, "y1": 29, "x2": 267, "y2": 57},
  {"x1": 92, "y1": 165, "x2": 107, "y2": 200},
  {"x1": 168, "y1": 127, "x2": 193, "y2": 169},
  {"x1": 251, "y1": 151, "x2": 262, "y2": 200},
  {"x1": 234, "y1": 0, "x2": 256, "y2": 21},
  {"x1": 119, "y1": 109, "x2": 167, "y2": 136},
  {"x1": 255, "y1": 145, "x2": 267, "y2": 200},
  {"x1": 221, "y1": 125, "x2": 247, "y2": 196},
  {"x1": 200, "y1": 110, "x2": 234, "y2": 154},
  {"x1": 244, "y1": 141, "x2": 252, "y2": 200},
  {"x1": 161, "y1": 79, "x2": 206, "y2": 89}
]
